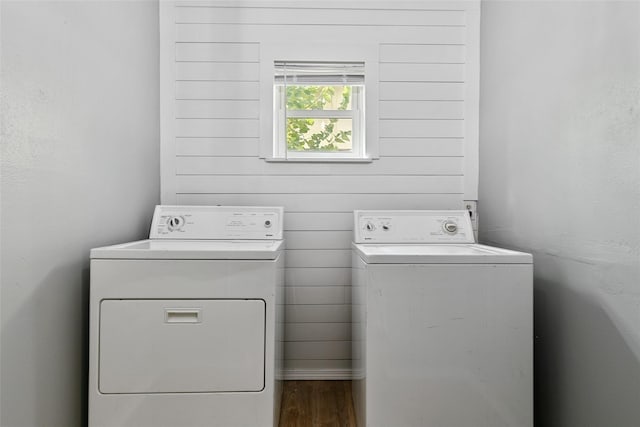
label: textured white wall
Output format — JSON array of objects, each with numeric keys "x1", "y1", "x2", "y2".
[
  {"x1": 479, "y1": 1, "x2": 640, "y2": 426},
  {"x1": 0, "y1": 2, "x2": 159, "y2": 426}
]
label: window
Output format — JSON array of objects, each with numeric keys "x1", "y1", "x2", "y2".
[{"x1": 272, "y1": 61, "x2": 366, "y2": 160}]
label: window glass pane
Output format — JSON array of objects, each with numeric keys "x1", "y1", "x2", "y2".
[
  {"x1": 287, "y1": 118, "x2": 353, "y2": 152},
  {"x1": 285, "y1": 85, "x2": 352, "y2": 111}
]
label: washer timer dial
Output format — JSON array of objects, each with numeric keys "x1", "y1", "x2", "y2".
[
  {"x1": 442, "y1": 220, "x2": 458, "y2": 234},
  {"x1": 167, "y1": 216, "x2": 185, "y2": 231}
]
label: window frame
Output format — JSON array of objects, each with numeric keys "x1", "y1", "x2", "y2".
[
  {"x1": 259, "y1": 43, "x2": 379, "y2": 163},
  {"x1": 273, "y1": 80, "x2": 365, "y2": 160}
]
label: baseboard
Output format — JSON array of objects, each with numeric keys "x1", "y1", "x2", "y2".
[{"x1": 282, "y1": 368, "x2": 353, "y2": 380}]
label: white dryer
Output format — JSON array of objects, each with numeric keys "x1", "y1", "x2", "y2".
[
  {"x1": 352, "y1": 210, "x2": 533, "y2": 427},
  {"x1": 89, "y1": 205, "x2": 284, "y2": 427}
]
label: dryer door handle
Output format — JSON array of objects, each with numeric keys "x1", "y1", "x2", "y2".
[{"x1": 165, "y1": 309, "x2": 201, "y2": 324}]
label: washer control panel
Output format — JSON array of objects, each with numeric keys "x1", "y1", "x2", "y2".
[
  {"x1": 150, "y1": 206, "x2": 283, "y2": 240},
  {"x1": 354, "y1": 210, "x2": 475, "y2": 244}
]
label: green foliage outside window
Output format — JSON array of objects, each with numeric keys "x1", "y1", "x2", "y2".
[{"x1": 286, "y1": 85, "x2": 352, "y2": 152}]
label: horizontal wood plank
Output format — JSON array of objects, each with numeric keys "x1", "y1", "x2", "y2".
[
  {"x1": 379, "y1": 100, "x2": 464, "y2": 120},
  {"x1": 175, "y1": 42, "x2": 260, "y2": 62},
  {"x1": 286, "y1": 286, "x2": 348, "y2": 305},
  {"x1": 285, "y1": 305, "x2": 351, "y2": 324},
  {"x1": 175, "y1": 61, "x2": 260, "y2": 81},
  {"x1": 284, "y1": 231, "x2": 353, "y2": 250},
  {"x1": 379, "y1": 138, "x2": 464, "y2": 156},
  {"x1": 175, "y1": 175, "x2": 463, "y2": 193},
  {"x1": 176, "y1": 0, "x2": 465, "y2": 10},
  {"x1": 176, "y1": 24, "x2": 466, "y2": 45},
  {"x1": 175, "y1": 100, "x2": 260, "y2": 119},
  {"x1": 286, "y1": 268, "x2": 351, "y2": 287},
  {"x1": 284, "y1": 359, "x2": 351, "y2": 371},
  {"x1": 175, "y1": 193, "x2": 464, "y2": 211},
  {"x1": 175, "y1": 118, "x2": 260, "y2": 137},
  {"x1": 176, "y1": 7, "x2": 465, "y2": 27},
  {"x1": 176, "y1": 137, "x2": 259, "y2": 156},
  {"x1": 175, "y1": 81, "x2": 259, "y2": 100},
  {"x1": 284, "y1": 213, "x2": 353, "y2": 231},
  {"x1": 285, "y1": 323, "x2": 351, "y2": 342},
  {"x1": 379, "y1": 63, "x2": 465, "y2": 82},
  {"x1": 380, "y1": 43, "x2": 465, "y2": 63},
  {"x1": 286, "y1": 250, "x2": 352, "y2": 268},
  {"x1": 285, "y1": 341, "x2": 351, "y2": 360},
  {"x1": 379, "y1": 119, "x2": 464, "y2": 138},
  {"x1": 175, "y1": 156, "x2": 464, "y2": 175},
  {"x1": 379, "y1": 82, "x2": 464, "y2": 100}
]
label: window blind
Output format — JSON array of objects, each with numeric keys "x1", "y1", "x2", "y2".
[{"x1": 274, "y1": 61, "x2": 365, "y2": 84}]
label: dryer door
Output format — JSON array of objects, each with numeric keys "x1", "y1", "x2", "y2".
[{"x1": 98, "y1": 299, "x2": 265, "y2": 394}]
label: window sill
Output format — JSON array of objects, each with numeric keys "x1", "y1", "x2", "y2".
[{"x1": 264, "y1": 157, "x2": 374, "y2": 164}]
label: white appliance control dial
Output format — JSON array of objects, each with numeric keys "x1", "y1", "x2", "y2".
[
  {"x1": 365, "y1": 222, "x2": 376, "y2": 231},
  {"x1": 264, "y1": 220, "x2": 272, "y2": 228},
  {"x1": 442, "y1": 220, "x2": 458, "y2": 234},
  {"x1": 167, "y1": 216, "x2": 185, "y2": 231}
]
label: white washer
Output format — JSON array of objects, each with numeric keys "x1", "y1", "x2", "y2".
[
  {"x1": 352, "y1": 210, "x2": 533, "y2": 427},
  {"x1": 89, "y1": 205, "x2": 285, "y2": 427}
]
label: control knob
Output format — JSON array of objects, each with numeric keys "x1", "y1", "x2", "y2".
[
  {"x1": 167, "y1": 216, "x2": 185, "y2": 231},
  {"x1": 364, "y1": 222, "x2": 376, "y2": 231},
  {"x1": 442, "y1": 220, "x2": 458, "y2": 234}
]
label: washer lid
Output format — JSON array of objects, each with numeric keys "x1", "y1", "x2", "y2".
[
  {"x1": 353, "y1": 243, "x2": 532, "y2": 264},
  {"x1": 91, "y1": 239, "x2": 284, "y2": 260}
]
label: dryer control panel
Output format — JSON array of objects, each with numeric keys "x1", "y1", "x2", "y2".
[
  {"x1": 354, "y1": 210, "x2": 475, "y2": 244},
  {"x1": 150, "y1": 206, "x2": 283, "y2": 240}
]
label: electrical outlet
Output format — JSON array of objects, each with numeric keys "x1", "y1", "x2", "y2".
[{"x1": 463, "y1": 200, "x2": 478, "y2": 231}]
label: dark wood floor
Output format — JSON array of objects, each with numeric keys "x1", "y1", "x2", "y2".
[{"x1": 279, "y1": 381, "x2": 357, "y2": 427}]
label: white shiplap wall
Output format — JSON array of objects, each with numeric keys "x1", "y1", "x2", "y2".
[{"x1": 160, "y1": 0, "x2": 479, "y2": 378}]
